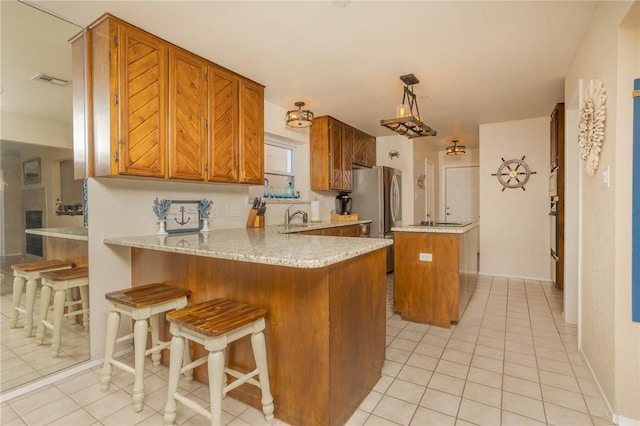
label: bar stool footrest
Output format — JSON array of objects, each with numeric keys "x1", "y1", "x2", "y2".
[
  {"x1": 173, "y1": 392, "x2": 211, "y2": 420},
  {"x1": 224, "y1": 367, "x2": 261, "y2": 393}
]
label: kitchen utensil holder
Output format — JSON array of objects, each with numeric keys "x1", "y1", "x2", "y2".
[{"x1": 247, "y1": 208, "x2": 265, "y2": 228}]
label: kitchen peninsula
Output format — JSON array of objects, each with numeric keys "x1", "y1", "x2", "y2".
[
  {"x1": 104, "y1": 227, "x2": 391, "y2": 426},
  {"x1": 392, "y1": 223, "x2": 479, "y2": 328},
  {"x1": 25, "y1": 227, "x2": 88, "y2": 267}
]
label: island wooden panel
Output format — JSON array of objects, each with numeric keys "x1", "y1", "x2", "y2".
[
  {"x1": 394, "y1": 232, "x2": 460, "y2": 327},
  {"x1": 394, "y1": 229, "x2": 479, "y2": 328},
  {"x1": 130, "y1": 246, "x2": 386, "y2": 426},
  {"x1": 46, "y1": 237, "x2": 88, "y2": 268}
]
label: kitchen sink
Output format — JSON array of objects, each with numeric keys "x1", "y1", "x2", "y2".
[{"x1": 285, "y1": 223, "x2": 311, "y2": 228}]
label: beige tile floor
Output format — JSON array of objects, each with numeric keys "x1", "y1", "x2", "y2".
[
  {"x1": 1, "y1": 275, "x2": 612, "y2": 426},
  {"x1": 0, "y1": 266, "x2": 91, "y2": 392}
]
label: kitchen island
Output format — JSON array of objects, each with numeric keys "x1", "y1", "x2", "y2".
[
  {"x1": 392, "y1": 223, "x2": 479, "y2": 328},
  {"x1": 104, "y1": 227, "x2": 391, "y2": 426}
]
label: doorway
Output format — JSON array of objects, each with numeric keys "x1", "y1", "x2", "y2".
[{"x1": 444, "y1": 166, "x2": 479, "y2": 223}]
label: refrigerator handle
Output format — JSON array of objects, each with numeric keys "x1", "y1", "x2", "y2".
[{"x1": 390, "y1": 174, "x2": 400, "y2": 223}]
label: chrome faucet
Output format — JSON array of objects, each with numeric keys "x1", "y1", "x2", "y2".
[{"x1": 285, "y1": 205, "x2": 308, "y2": 226}]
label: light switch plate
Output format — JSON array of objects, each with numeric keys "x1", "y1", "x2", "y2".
[{"x1": 419, "y1": 253, "x2": 433, "y2": 262}]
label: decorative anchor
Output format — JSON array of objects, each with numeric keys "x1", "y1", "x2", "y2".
[{"x1": 175, "y1": 206, "x2": 191, "y2": 225}]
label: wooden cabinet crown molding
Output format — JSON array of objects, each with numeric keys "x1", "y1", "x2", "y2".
[{"x1": 80, "y1": 13, "x2": 265, "y2": 184}]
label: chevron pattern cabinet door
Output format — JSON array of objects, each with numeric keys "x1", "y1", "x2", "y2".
[
  {"x1": 208, "y1": 66, "x2": 239, "y2": 182},
  {"x1": 117, "y1": 24, "x2": 167, "y2": 177},
  {"x1": 238, "y1": 79, "x2": 264, "y2": 184},
  {"x1": 168, "y1": 49, "x2": 207, "y2": 180},
  {"x1": 330, "y1": 119, "x2": 344, "y2": 190},
  {"x1": 342, "y1": 126, "x2": 354, "y2": 191}
]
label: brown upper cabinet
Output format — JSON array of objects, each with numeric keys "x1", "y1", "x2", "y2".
[
  {"x1": 353, "y1": 130, "x2": 376, "y2": 168},
  {"x1": 79, "y1": 14, "x2": 264, "y2": 183},
  {"x1": 310, "y1": 116, "x2": 376, "y2": 191}
]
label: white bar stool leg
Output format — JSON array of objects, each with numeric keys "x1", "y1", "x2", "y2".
[
  {"x1": 164, "y1": 334, "x2": 185, "y2": 426},
  {"x1": 24, "y1": 277, "x2": 38, "y2": 336},
  {"x1": 209, "y1": 350, "x2": 225, "y2": 426},
  {"x1": 35, "y1": 284, "x2": 53, "y2": 345},
  {"x1": 101, "y1": 309, "x2": 121, "y2": 391},
  {"x1": 9, "y1": 275, "x2": 25, "y2": 328},
  {"x1": 50, "y1": 288, "x2": 66, "y2": 357},
  {"x1": 132, "y1": 318, "x2": 148, "y2": 412},
  {"x1": 252, "y1": 331, "x2": 274, "y2": 422},
  {"x1": 79, "y1": 285, "x2": 89, "y2": 330},
  {"x1": 149, "y1": 313, "x2": 162, "y2": 366},
  {"x1": 183, "y1": 341, "x2": 193, "y2": 383},
  {"x1": 66, "y1": 289, "x2": 77, "y2": 324}
]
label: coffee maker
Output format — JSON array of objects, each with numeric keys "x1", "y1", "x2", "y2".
[{"x1": 335, "y1": 192, "x2": 352, "y2": 215}]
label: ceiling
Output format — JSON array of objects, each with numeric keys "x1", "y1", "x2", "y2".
[{"x1": 5, "y1": 1, "x2": 597, "y2": 151}]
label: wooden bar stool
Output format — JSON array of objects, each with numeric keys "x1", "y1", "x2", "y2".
[
  {"x1": 100, "y1": 283, "x2": 191, "y2": 412},
  {"x1": 163, "y1": 298, "x2": 274, "y2": 426},
  {"x1": 10, "y1": 259, "x2": 75, "y2": 336},
  {"x1": 35, "y1": 266, "x2": 89, "y2": 357}
]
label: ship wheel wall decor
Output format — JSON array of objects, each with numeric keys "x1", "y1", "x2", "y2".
[{"x1": 491, "y1": 156, "x2": 537, "y2": 191}]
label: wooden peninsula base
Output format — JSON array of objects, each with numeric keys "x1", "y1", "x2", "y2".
[
  {"x1": 129, "y1": 247, "x2": 386, "y2": 426},
  {"x1": 393, "y1": 224, "x2": 479, "y2": 328}
]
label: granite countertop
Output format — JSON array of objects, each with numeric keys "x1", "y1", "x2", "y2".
[
  {"x1": 25, "y1": 227, "x2": 88, "y2": 241},
  {"x1": 392, "y1": 222, "x2": 479, "y2": 234},
  {"x1": 104, "y1": 224, "x2": 390, "y2": 269}
]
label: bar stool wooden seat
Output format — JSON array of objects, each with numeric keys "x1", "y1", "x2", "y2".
[
  {"x1": 101, "y1": 283, "x2": 191, "y2": 412},
  {"x1": 35, "y1": 266, "x2": 89, "y2": 357},
  {"x1": 163, "y1": 298, "x2": 274, "y2": 426},
  {"x1": 10, "y1": 259, "x2": 75, "y2": 336}
]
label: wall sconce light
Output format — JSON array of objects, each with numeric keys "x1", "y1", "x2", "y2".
[
  {"x1": 446, "y1": 140, "x2": 466, "y2": 155},
  {"x1": 388, "y1": 150, "x2": 400, "y2": 159},
  {"x1": 286, "y1": 101, "x2": 314, "y2": 128}
]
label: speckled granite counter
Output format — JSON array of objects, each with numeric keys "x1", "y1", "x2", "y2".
[
  {"x1": 392, "y1": 221, "x2": 479, "y2": 234},
  {"x1": 25, "y1": 227, "x2": 88, "y2": 241},
  {"x1": 104, "y1": 224, "x2": 388, "y2": 269}
]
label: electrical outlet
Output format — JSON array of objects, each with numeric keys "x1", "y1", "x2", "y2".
[
  {"x1": 419, "y1": 253, "x2": 433, "y2": 262},
  {"x1": 230, "y1": 205, "x2": 240, "y2": 217}
]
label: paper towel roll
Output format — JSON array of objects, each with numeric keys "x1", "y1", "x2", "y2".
[{"x1": 310, "y1": 200, "x2": 321, "y2": 222}]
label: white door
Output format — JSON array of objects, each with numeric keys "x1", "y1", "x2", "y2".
[
  {"x1": 425, "y1": 159, "x2": 435, "y2": 220},
  {"x1": 445, "y1": 166, "x2": 479, "y2": 223}
]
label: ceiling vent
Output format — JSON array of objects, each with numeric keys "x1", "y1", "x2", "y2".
[{"x1": 31, "y1": 73, "x2": 70, "y2": 87}]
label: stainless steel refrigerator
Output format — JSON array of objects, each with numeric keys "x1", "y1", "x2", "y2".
[{"x1": 351, "y1": 166, "x2": 402, "y2": 272}]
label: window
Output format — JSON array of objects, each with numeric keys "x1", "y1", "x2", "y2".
[{"x1": 264, "y1": 139, "x2": 297, "y2": 198}]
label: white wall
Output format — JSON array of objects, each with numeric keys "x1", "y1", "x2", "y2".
[
  {"x1": 412, "y1": 139, "x2": 441, "y2": 223},
  {"x1": 564, "y1": 1, "x2": 640, "y2": 422},
  {"x1": 1, "y1": 111, "x2": 72, "y2": 149},
  {"x1": 479, "y1": 117, "x2": 551, "y2": 280}
]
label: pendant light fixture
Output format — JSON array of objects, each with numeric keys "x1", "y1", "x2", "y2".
[
  {"x1": 446, "y1": 140, "x2": 466, "y2": 155},
  {"x1": 380, "y1": 74, "x2": 437, "y2": 138},
  {"x1": 286, "y1": 101, "x2": 314, "y2": 128}
]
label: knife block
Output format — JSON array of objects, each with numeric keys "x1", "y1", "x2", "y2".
[{"x1": 246, "y1": 208, "x2": 264, "y2": 228}]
